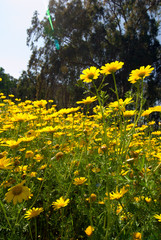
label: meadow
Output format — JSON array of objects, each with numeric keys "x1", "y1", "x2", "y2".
[{"x1": 0, "y1": 61, "x2": 161, "y2": 239}]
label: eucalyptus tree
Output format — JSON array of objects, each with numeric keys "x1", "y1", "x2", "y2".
[{"x1": 25, "y1": 0, "x2": 161, "y2": 107}]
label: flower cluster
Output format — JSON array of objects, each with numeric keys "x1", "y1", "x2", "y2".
[{"x1": 0, "y1": 61, "x2": 160, "y2": 239}]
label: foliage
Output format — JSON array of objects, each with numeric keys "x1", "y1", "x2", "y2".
[
  {"x1": 0, "y1": 62, "x2": 161, "y2": 239},
  {"x1": 0, "y1": 67, "x2": 17, "y2": 96},
  {"x1": 23, "y1": 0, "x2": 161, "y2": 107}
]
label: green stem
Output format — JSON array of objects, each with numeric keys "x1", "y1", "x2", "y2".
[
  {"x1": 114, "y1": 217, "x2": 133, "y2": 240},
  {"x1": 29, "y1": 223, "x2": 34, "y2": 240},
  {"x1": 0, "y1": 199, "x2": 12, "y2": 230},
  {"x1": 112, "y1": 73, "x2": 119, "y2": 103},
  {"x1": 35, "y1": 218, "x2": 37, "y2": 240},
  {"x1": 98, "y1": 75, "x2": 106, "y2": 92},
  {"x1": 124, "y1": 78, "x2": 144, "y2": 159},
  {"x1": 92, "y1": 80, "x2": 107, "y2": 143}
]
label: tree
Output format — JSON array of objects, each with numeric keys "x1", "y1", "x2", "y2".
[
  {"x1": 16, "y1": 70, "x2": 36, "y2": 101},
  {"x1": 0, "y1": 67, "x2": 17, "y2": 96},
  {"x1": 24, "y1": 0, "x2": 161, "y2": 107}
]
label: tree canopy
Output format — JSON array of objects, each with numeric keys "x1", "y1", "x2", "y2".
[
  {"x1": 0, "y1": 67, "x2": 17, "y2": 96},
  {"x1": 18, "y1": 0, "x2": 161, "y2": 108}
]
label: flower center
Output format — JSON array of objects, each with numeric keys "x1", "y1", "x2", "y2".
[
  {"x1": 12, "y1": 185, "x2": 22, "y2": 195},
  {"x1": 109, "y1": 67, "x2": 117, "y2": 73},
  {"x1": 88, "y1": 73, "x2": 94, "y2": 79},
  {"x1": 32, "y1": 211, "x2": 38, "y2": 217},
  {"x1": 138, "y1": 71, "x2": 145, "y2": 77}
]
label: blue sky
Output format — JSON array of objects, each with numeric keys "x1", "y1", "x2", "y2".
[{"x1": 0, "y1": 0, "x2": 47, "y2": 78}]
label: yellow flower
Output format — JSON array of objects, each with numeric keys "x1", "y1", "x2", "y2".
[
  {"x1": 128, "y1": 65, "x2": 154, "y2": 84},
  {"x1": 86, "y1": 193, "x2": 97, "y2": 203},
  {"x1": 19, "y1": 136, "x2": 35, "y2": 143},
  {"x1": 15, "y1": 165, "x2": 28, "y2": 173},
  {"x1": 108, "y1": 99, "x2": 126, "y2": 112},
  {"x1": 34, "y1": 154, "x2": 43, "y2": 162},
  {"x1": 116, "y1": 204, "x2": 123, "y2": 214},
  {"x1": 100, "y1": 61, "x2": 124, "y2": 75},
  {"x1": 98, "y1": 201, "x2": 105, "y2": 205},
  {"x1": 5, "y1": 139, "x2": 21, "y2": 149},
  {"x1": 92, "y1": 167, "x2": 101, "y2": 173},
  {"x1": 85, "y1": 226, "x2": 94, "y2": 236},
  {"x1": 141, "y1": 109, "x2": 153, "y2": 117},
  {"x1": 25, "y1": 207, "x2": 43, "y2": 220},
  {"x1": 1, "y1": 95, "x2": 6, "y2": 99},
  {"x1": 73, "y1": 177, "x2": 87, "y2": 185},
  {"x1": 0, "y1": 78, "x2": 2, "y2": 81},
  {"x1": 154, "y1": 214, "x2": 161, "y2": 222},
  {"x1": 109, "y1": 186, "x2": 128, "y2": 200},
  {"x1": 80, "y1": 66, "x2": 100, "y2": 83},
  {"x1": 145, "y1": 197, "x2": 151, "y2": 203},
  {"x1": 74, "y1": 170, "x2": 79, "y2": 176},
  {"x1": 52, "y1": 196, "x2": 70, "y2": 210},
  {"x1": 133, "y1": 232, "x2": 142, "y2": 240},
  {"x1": 55, "y1": 152, "x2": 64, "y2": 160},
  {"x1": 76, "y1": 96, "x2": 97, "y2": 105},
  {"x1": 33, "y1": 100, "x2": 47, "y2": 108},
  {"x1": 0, "y1": 157, "x2": 13, "y2": 170},
  {"x1": 123, "y1": 110, "x2": 136, "y2": 117},
  {"x1": 149, "y1": 105, "x2": 161, "y2": 112},
  {"x1": 98, "y1": 144, "x2": 108, "y2": 154},
  {"x1": 30, "y1": 172, "x2": 37, "y2": 177},
  {"x1": 152, "y1": 131, "x2": 161, "y2": 136},
  {"x1": 25, "y1": 150, "x2": 34, "y2": 158},
  {"x1": 11, "y1": 113, "x2": 33, "y2": 122},
  {"x1": 39, "y1": 164, "x2": 47, "y2": 170},
  {"x1": 26, "y1": 129, "x2": 36, "y2": 138},
  {"x1": 37, "y1": 177, "x2": 43, "y2": 181},
  {"x1": 5, "y1": 181, "x2": 30, "y2": 205},
  {"x1": 39, "y1": 126, "x2": 55, "y2": 133}
]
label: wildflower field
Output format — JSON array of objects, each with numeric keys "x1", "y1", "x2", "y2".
[{"x1": 0, "y1": 62, "x2": 161, "y2": 239}]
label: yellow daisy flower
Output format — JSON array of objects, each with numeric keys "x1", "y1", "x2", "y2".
[
  {"x1": 26, "y1": 129, "x2": 36, "y2": 138},
  {"x1": 25, "y1": 150, "x2": 34, "y2": 158},
  {"x1": 24, "y1": 207, "x2": 43, "y2": 220},
  {"x1": 108, "y1": 186, "x2": 128, "y2": 200},
  {"x1": 85, "y1": 226, "x2": 94, "y2": 236},
  {"x1": 149, "y1": 105, "x2": 161, "y2": 112},
  {"x1": 128, "y1": 65, "x2": 154, "y2": 84},
  {"x1": 76, "y1": 96, "x2": 97, "y2": 105},
  {"x1": 154, "y1": 214, "x2": 161, "y2": 222},
  {"x1": 34, "y1": 154, "x2": 43, "y2": 162},
  {"x1": 80, "y1": 66, "x2": 100, "y2": 83},
  {"x1": 100, "y1": 61, "x2": 124, "y2": 75},
  {"x1": 141, "y1": 109, "x2": 153, "y2": 117},
  {"x1": 73, "y1": 177, "x2": 87, "y2": 185},
  {"x1": 5, "y1": 180, "x2": 30, "y2": 205},
  {"x1": 86, "y1": 193, "x2": 97, "y2": 203},
  {"x1": 133, "y1": 232, "x2": 142, "y2": 240},
  {"x1": 55, "y1": 152, "x2": 64, "y2": 160},
  {"x1": 52, "y1": 196, "x2": 70, "y2": 210},
  {"x1": 0, "y1": 157, "x2": 13, "y2": 170},
  {"x1": 123, "y1": 110, "x2": 136, "y2": 117},
  {"x1": 5, "y1": 139, "x2": 21, "y2": 149}
]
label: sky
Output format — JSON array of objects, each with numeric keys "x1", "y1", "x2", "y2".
[{"x1": 0, "y1": 0, "x2": 48, "y2": 78}]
